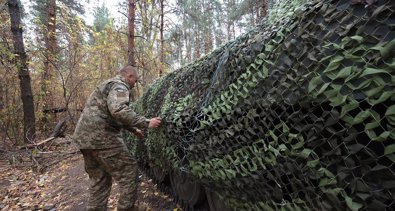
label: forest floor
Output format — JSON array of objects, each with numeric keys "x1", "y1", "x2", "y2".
[{"x1": 0, "y1": 137, "x2": 179, "y2": 211}]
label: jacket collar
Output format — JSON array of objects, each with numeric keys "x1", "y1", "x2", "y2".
[{"x1": 115, "y1": 75, "x2": 130, "y2": 89}]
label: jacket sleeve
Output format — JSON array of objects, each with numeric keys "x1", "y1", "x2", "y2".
[{"x1": 107, "y1": 83, "x2": 149, "y2": 129}]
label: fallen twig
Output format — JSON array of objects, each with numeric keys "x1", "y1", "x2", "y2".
[
  {"x1": 18, "y1": 137, "x2": 56, "y2": 149},
  {"x1": 35, "y1": 150, "x2": 79, "y2": 156}
]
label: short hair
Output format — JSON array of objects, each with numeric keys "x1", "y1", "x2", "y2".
[{"x1": 119, "y1": 65, "x2": 137, "y2": 76}]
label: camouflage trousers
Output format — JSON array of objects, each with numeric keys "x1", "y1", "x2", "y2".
[{"x1": 80, "y1": 146, "x2": 138, "y2": 211}]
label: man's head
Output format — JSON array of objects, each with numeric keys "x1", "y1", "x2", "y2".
[{"x1": 119, "y1": 65, "x2": 139, "y2": 88}]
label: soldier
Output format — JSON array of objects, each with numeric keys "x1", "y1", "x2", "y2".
[{"x1": 73, "y1": 65, "x2": 161, "y2": 211}]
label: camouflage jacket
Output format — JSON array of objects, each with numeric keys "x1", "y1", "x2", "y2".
[{"x1": 73, "y1": 75, "x2": 149, "y2": 149}]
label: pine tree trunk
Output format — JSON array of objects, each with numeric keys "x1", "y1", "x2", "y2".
[
  {"x1": 215, "y1": 9, "x2": 223, "y2": 48},
  {"x1": 258, "y1": 0, "x2": 268, "y2": 20},
  {"x1": 184, "y1": 14, "x2": 191, "y2": 63},
  {"x1": 226, "y1": 0, "x2": 235, "y2": 41},
  {"x1": 128, "y1": 0, "x2": 136, "y2": 66},
  {"x1": 159, "y1": 0, "x2": 164, "y2": 76},
  {"x1": 41, "y1": 0, "x2": 57, "y2": 130},
  {"x1": 43, "y1": 0, "x2": 56, "y2": 107},
  {"x1": 204, "y1": 26, "x2": 212, "y2": 54},
  {"x1": 194, "y1": 24, "x2": 200, "y2": 59},
  {"x1": 8, "y1": 0, "x2": 36, "y2": 143},
  {"x1": 203, "y1": 1, "x2": 213, "y2": 54}
]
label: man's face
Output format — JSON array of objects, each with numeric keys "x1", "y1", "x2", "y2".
[{"x1": 124, "y1": 71, "x2": 138, "y2": 88}]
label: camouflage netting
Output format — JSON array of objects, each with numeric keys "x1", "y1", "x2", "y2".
[{"x1": 127, "y1": 0, "x2": 395, "y2": 210}]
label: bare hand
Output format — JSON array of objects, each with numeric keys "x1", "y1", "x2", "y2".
[
  {"x1": 133, "y1": 128, "x2": 144, "y2": 138},
  {"x1": 148, "y1": 117, "x2": 161, "y2": 128}
]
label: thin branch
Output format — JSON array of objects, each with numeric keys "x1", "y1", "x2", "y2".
[{"x1": 19, "y1": 137, "x2": 56, "y2": 149}]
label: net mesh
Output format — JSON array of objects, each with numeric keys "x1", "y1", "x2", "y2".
[{"x1": 126, "y1": 0, "x2": 395, "y2": 210}]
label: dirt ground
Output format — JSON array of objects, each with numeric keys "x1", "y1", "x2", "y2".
[{"x1": 0, "y1": 138, "x2": 179, "y2": 211}]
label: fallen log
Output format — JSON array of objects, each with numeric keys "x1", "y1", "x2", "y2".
[{"x1": 19, "y1": 117, "x2": 69, "y2": 149}]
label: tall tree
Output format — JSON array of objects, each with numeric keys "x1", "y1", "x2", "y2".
[
  {"x1": 92, "y1": 2, "x2": 111, "y2": 33},
  {"x1": 132, "y1": 0, "x2": 161, "y2": 93},
  {"x1": 214, "y1": 2, "x2": 224, "y2": 47},
  {"x1": 32, "y1": 0, "x2": 84, "y2": 130},
  {"x1": 175, "y1": 0, "x2": 222, "y2": 61},
  {"x1": 258, "y1": 0, "x2": 269, "y2": 20},
  {"x1": 193, "y1": 22, "x2": 201, "y2": 59},
  {"x1": 202, "y1": 0, "x2": 217, "y2": 54},
  {"x1": 8, "y1": 0, "x2": 36, "y2": 143},
  {"x1": 128, "y1": 0, "x2": 136, "y2": 66},
  {"x1": 159, "y1": 0, "x2": 165, "y2": 76},
  {"x1": 182, "y1": 10, "x2": 191, "y2": 62},
  {"x1": 232, "y1": 0, "x2": 269, "y2": 26},
  {"x1": 225, "y1": 0, "x2": 236, "y2": 40},
  {"x1": 42, "y1": 0, "x2": 56, "y2": 115}
]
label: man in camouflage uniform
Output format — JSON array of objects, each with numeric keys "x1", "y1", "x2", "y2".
[{"x1": 73, "y1": 66, "x2": 161, "y2": 211}]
